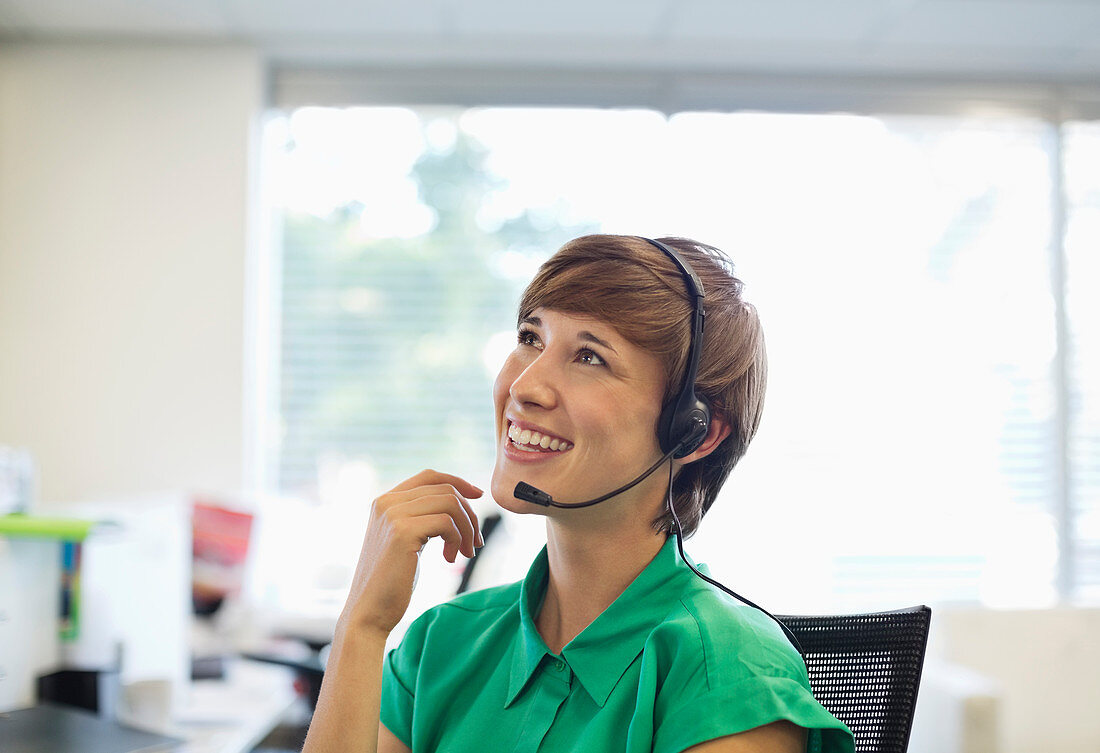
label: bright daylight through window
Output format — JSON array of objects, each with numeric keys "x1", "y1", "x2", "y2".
[{"x1": 251, "y1": 105, "x2": 1099, "y2": 629}]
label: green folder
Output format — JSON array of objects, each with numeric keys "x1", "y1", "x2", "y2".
[{"x1": 0, "y1": 513, "x2": 97, "y2": 541}]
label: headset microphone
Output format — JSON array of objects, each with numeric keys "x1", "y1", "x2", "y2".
[{"x1": 514, "y1": 439, "x2": 690, "y2": 510}]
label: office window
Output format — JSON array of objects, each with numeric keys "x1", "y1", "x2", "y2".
[
  {"x1": 1066, "y1": 121, "x2": 1100, "y2": 602},
  {"x1": 254, "y1": 105, "x2": 1093, "y2": 622}
]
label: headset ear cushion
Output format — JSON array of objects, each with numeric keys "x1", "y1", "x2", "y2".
[{"x1": 659, "y1": 396, "x2": 711, "y2": 458}]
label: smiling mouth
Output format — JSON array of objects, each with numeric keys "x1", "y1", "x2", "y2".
[{"x1": 507, "y1": 422, "x2": 573, "y2": 453}]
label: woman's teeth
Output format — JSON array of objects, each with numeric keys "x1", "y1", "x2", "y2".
[{"x1": 508, "y1": 423, "x2": 572, "y2": 452}]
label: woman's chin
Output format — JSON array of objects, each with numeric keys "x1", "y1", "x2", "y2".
[{"x1": 490, "y1": 468, "x2": 539, "y2": 515}]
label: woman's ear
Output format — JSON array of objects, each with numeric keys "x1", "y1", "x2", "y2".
[{"x1": 678, "y1": 413, "x2": 731, "y2": 465}]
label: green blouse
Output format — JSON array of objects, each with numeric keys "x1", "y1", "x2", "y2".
[{"x1": 381, "y1": 535, "x2": 854, "y2": 753}]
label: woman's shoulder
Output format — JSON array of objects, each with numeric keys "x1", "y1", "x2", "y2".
[
  {"x1": 441, "y1": 579, "x2": 522, "y2": 614},
  {"x1": 644, "y1": 589, "x2": 854, "y2": 753},
  {"x1": 647, "y1": 582, "x2": 808, "y2": 687},
  {"x1": 644, "y1": 584, "x2": 856, "y2": 753},
  {"x1": 401, "y1": 579, "x2": 523, "y2": 644}
]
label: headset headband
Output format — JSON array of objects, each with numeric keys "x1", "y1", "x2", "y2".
[{"x1": 638, "y1": 237, "x2": 711, "y2": 458}]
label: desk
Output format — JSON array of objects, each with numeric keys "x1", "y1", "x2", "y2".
[
  {"x1": 0, "y1": 703, "x2": 181, "y2": 753},
  {"x1": 160, "y1": 659, "x2": 299, "y2": 753},
  {"x1": 1, "y1": 659, "x2": 298, "y2": 753}
]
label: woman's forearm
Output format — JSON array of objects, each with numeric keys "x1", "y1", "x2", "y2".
[
  {"x1": 301, "y1": 470, "x2": 481, "y2": 753},
  {"x1": 302, "y1": 623, "x2": 389, "y2": 753}
]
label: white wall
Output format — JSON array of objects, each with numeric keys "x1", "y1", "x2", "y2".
[
  {"x1": 0, "y1": 41, "x2": 262, "y2": 505},
  {"x1": 932, "y1": 607, "x2": 1100, "y2": 753}
]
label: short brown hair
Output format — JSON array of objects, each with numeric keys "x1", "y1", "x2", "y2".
[{"x1": 518, "y1": 234, "x2": 767, "y2": 538}]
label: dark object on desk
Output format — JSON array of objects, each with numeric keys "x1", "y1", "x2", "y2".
[
  {"x1": 777, "y1": 605, "x2": 932, "y2": 753},
  {"x1": 191, "y1": 653, "x2": 227, "y2": 680},
  {"x1": 192, "y1": 593, "x2": 225, "y2": 616},
  {"x1": 0, "y1": 702, "x2": 183, "y2": 753},
  {"x1": 37, "y1": 667, "x2": 118, "y2": 717}
]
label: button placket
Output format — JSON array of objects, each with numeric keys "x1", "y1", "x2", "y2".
[{"x1": 511, "y1": 658, "x2": 572, "y2": 753}]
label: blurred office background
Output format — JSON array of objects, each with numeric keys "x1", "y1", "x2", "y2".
[{"x1": 1, "y1": 2, "x2": 1099, "y2": 752}]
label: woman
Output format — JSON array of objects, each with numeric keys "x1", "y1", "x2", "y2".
[{"x1": 303, "y1": 235, "x2": 854, "y2": 753}]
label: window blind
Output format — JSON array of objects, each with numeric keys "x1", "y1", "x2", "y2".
[{"x1": 1065, "y1": 121, "x2": 1100, "y2": 602}]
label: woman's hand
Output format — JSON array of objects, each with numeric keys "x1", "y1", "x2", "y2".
[{"x1": 338, "y1": 469, "x2": 484, "y2": 640}]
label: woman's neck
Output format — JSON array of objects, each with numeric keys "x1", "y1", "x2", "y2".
[{"x1": 535, "y1": 519, "x2": 667, "y2": 654}]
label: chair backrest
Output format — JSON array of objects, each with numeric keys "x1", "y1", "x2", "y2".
[{"x1": 776, "y1": 605, "x2": 932, "y2": 753}]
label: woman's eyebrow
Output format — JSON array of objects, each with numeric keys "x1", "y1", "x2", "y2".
[
  {"x1": 522, "y1": 316, "x2": 619, "y2": 355},
  {"x1": 579, "y1": 331, "x2": 618, "y2": 355}
]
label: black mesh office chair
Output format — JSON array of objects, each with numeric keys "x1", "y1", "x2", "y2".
[{"x1": 777, "y1": 605, "x2": 932, "y2": 753}]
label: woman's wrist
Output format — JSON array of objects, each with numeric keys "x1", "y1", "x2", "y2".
[
  {"x1": 335, "y1": 608, "x2": 393, "y2": 648},
  {"x1": 324, "y1": 617, "x2": 391, "y2": 687}
]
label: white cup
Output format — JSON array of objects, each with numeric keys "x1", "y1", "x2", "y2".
[{"x1": 118, "y1": 678, "x2": 174, "y2": 732}]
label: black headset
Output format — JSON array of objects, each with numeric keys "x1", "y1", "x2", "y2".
[
  {"x1": 640, "y1": 238, "x2": 712, "y2": 459},
  {"x1": 642, "y1": 239, "x2": 804, "y2": 656}
]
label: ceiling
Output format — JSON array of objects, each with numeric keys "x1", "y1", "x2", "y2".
[{"x1": 2, "y1": 0, "x2": 1100, "y2": 81}]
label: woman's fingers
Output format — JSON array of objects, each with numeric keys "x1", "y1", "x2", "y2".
[
  {"x1": 399, "y1": 492, "x2": 479, "y2": 558},
  {"x1": 387, "y1": 469, "x2": 484, "y2": 501},
  {"x1": 380, "y1": 483, "x2": 483, "y2": 556},
  {"x1": 396, "y1": 513, "x2": 464, "y2": 563}
]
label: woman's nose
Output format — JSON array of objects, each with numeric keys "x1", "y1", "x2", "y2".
[{"x1": 508, "y1": 354, "x2": 559, "y2": 410}]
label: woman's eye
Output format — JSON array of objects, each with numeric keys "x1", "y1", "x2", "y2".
[
  {"x1": 517, "y1": 329, "x2": 541, "y2": 348},
  {"x1": 578, "y1": 349, "x2": 606, "y2": 367}
]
